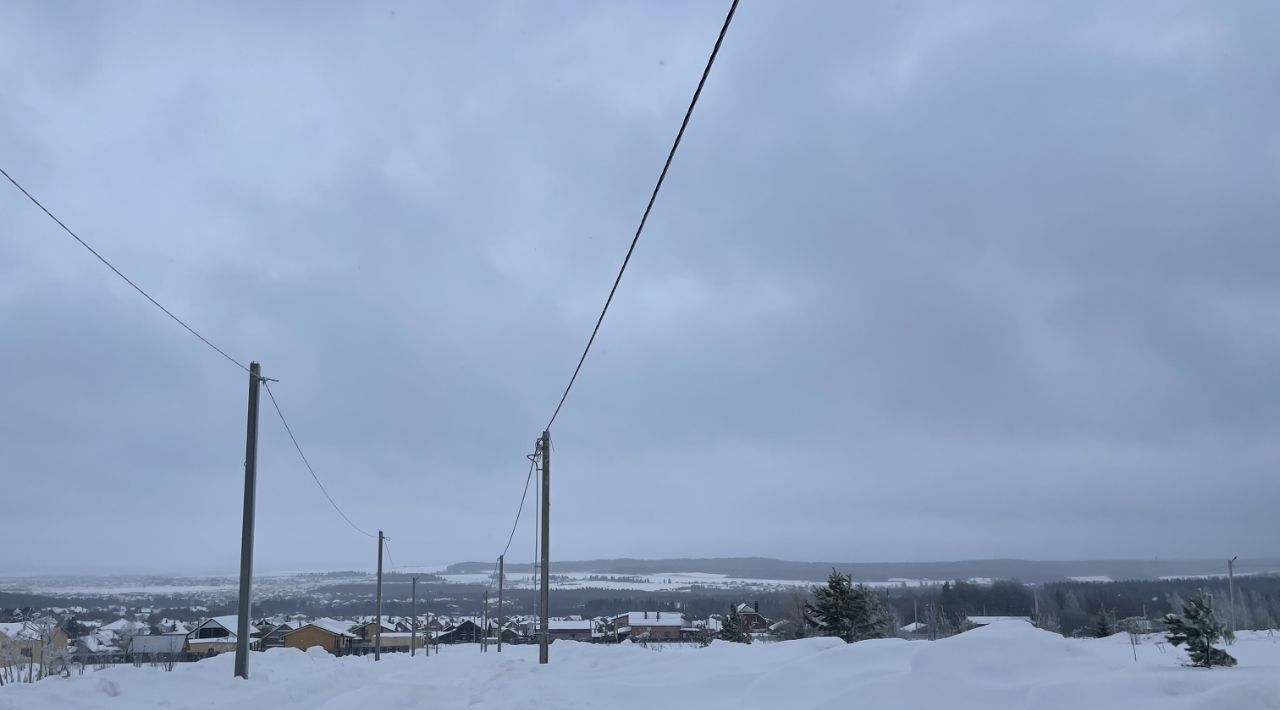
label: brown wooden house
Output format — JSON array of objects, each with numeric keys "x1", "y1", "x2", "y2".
[{"x1": 283, "y1": 619, "x2": 357, "y2": 655}]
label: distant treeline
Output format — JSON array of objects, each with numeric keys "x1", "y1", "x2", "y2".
[
  {"x1": 876, "y1": 576, "x2": 1280, "y2": 636},
  {"x1": 445, "y1": 557, "x2": 1280, "y2": 584}
]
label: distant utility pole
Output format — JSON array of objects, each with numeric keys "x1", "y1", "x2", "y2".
[
  {"x1": 482, "y1": 590, "x2": 489, "y2": 652},
  {"x1": 497, "y1": 555, "x2": 505, "y2": 653},
  {"x1": 375, "y1": 530, "x2": 384, "y2": 661},
  {"x1": 539, "y1": 429, "x2": 551, "y2": 665},
  {"x1": 411, "y1": 576, "x2": 419, "y2": 657},
  {"x1": 234, "y1": 362, "x2": 263, "y2": 680},
  {"x1": 1227, "y1": 556, "x2": 1238, "y2": 636}
]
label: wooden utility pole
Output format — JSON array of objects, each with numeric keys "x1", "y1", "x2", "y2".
[
  {"x1": 375, "y1": 530, "x2": 384, "y2": 661},
  {"x1": 1227, "y1": 556, "x2": 1238, "y2": 636},
  {"x1": 482, "y1": 590, "x2": 489, "y2": 652},
  {"x1": 411, "y1": 575, "x2": 419, "y2": 657},
  {"x1": 497, "y1": 555, "x2": 505, "y2": 652},
  {"x1": 539, "y1": 430, "x2": 551, "y2": 664},
  {"x1": 234, "y1": 362, "x2": 262, "y2": 680}
]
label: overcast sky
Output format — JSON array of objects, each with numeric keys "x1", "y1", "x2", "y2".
[{"x1": 3, "y1": 1, "x2": 1277, "y2": 575}]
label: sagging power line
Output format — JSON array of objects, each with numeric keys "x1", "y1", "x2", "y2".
[
  {"x1": 4, "y1": 166, "x2": 384, "y2": 678},
  {"x1": 500, "y1": 441, "x2": 542, "y2": 559},
  {"x1": 543, "y1": 0, "x2": 740, "y2": 432},
  {"x1": 492, "y1": 0, "x2": 740, "y2": 667},
  {"x1": 263, "y1": 382, "x2": 378, "y2": 539},
  {"x1": 1, "y1": 166, "x2": 250, "y2": 373}
]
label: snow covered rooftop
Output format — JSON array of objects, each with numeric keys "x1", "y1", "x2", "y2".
[
  {"x1": 619, "y1": 611, "x2": 684, "y2": 627},
  {"x1": 548, "y1": 619, "x2": 594, "y2": 631},
  {"x1": 0, "y1": 622, "x2": 38, "y2": 640},
  {"x1": 967, "y1": 616, "x2": 1033, "y2": 626},
  {"x1": 301, "y1": 618, "x2": 357, "y2": 638}
]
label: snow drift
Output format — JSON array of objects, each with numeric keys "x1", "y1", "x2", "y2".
[{"x1": 3, "y1": 622, "x2": 1278, "y2": 709}]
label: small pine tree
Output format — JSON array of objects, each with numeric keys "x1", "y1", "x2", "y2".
[
  {"x1": 1094, "y1": 607, "x2": 1113, "y2": 638},
  {"x1": 718, "y1": 605, "x2": 752, "y2": 644},
  {"x1": 1163, "y1": 592, "x2": 1237, "y2": 668},
  {"x1": 805, "y1": 569, "x2": 888, "y2": 643}
]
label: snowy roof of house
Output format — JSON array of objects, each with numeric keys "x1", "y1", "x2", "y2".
[
  {"x1": 356, "y1": 620, "x2": 397, "y2": 631},
  {"x1": 734, "y1": 604, "x2": 761, "y2": 614},
  {"x1": 901, "y1": 622, "x2": 928, "y2": 632},
  {"x1": 0, "y1": 622, "x2": 38, "y2": 640},
  {"x1": 299, "y1": 618, "x2": 357, "y2": 638},
  {"x1": 966, "y1": 616, "x2": 1032, "y2": 625},
  {"x1": 101, "y1": 619, "x2": 144, "y2": 633},
  {"x1": 188, "y1": 616, "x2": 258, "y2": 639},
  {"x1": 163, "y1": 621, "x2": 190, "y2": 634},
  {"x1": 548, "y1": 619, "x2": 594, "y2": 631},
  {"x1": 618, "y1": 612, "x2": 684, "y2": 627}
]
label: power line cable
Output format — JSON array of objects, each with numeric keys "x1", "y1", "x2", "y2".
[
  {"x1": 383, "y1": 537, "x2": 398, "y2": 572},
  {"x1": 500, "y1": 443, "x2": 541, "y2": 558},
  {"x1": 543, "y1": 0, "x2": 739, "y2": 431},
  {"x1": 1, "y1": 166, "x2": 249, "y2": 372},
  {"x1": 262, "y1": 381, "x2": 377, "y2": 539}
]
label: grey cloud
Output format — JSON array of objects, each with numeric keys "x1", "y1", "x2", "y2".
[{"x1": 2, "y1": 0, "x2": 1277, "y2": 573}]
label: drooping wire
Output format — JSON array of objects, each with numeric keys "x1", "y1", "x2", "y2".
[
  {"x1": 500, "y1": 442, "x2": 541, "y2": 559},
  {"x1": 543, "y1": 0, "x2": 740, "y2": 431},
  {"x1": 383, "y1": 537, "x2": 398, "y2": 572},
  {"x1": 262, "y1": 381, "x2": 377, "y2": 539},
  {"x1": 1, "y1": 166, "x2": 250, "y2": 373}
]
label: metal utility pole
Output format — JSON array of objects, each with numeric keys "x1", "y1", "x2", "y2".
[
  {"x1": 1227, "y1": 556, "x2": 1238, "y2": 636},
  {"x1": 482, "y1": 590, "x2": 489, "y2": 652},
  {"x1": 234, "y1": 362, "x2": 262, "y2": 680},
  {"x1": 497, "y1": 555, "x2": 505, "y2": 652},
  {"x1": 375, "y1": 530, "x2": 384, "y2": 661},
  {"x1": 411, "y1": 576, "x2": 419, "y2": 657},
  {"x1": 539, "y1": 429, "x2": 551, "y2": 665}
]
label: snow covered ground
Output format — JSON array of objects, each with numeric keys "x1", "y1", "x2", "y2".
[{"x1": 4, "y1": 622, "x2": 1278, "y2": 709}]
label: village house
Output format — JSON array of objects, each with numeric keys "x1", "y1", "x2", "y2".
[
  {"x1": 130, "y1": 632, "x2": 188, "y2": 657},
  {"x1": 283, "y1": 618, "x2": 357, "y2": 655},
  {"x1": 99, "y1": 618, "x2": 148, "y2": 647},
  {"x1": 734, "y1": 603, "x2": 771, "y2": 632},
  {"x1": 546, "y1": 619, "x2": 595, "y2": 642},
  {"x1": 186, "y1": 616, "x2": 258, "y2": 656},
  {"x1": 437, "y1": 619, "x2": 485, "y2": 644},
  {"x1": 611, "y1": 611, "x2": 684, "y2": 641},
  {"x1": 256, "y1": 622, "x2": 294, "y2": 649},
  {"x1": 0, "y1": 621, "x2": 68, "y2": 668},
  {"x1": 352, "y1": 620, "x2": 397, "y2": 642},
  {"x1": 965, "y1": 615, "x2": 1032, "y2": 629},
  {"x1": 373, "y1": 632, "x2": 425, "y2": 653}
]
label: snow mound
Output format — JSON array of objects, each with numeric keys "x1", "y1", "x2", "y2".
[{"x1": 3, "y1": 622, "x2": 1279, "y2": 709}]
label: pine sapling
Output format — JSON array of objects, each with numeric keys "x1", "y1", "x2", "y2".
[{"x1": 1163, "y1": 591, "x2": 1237, "y2": 668}]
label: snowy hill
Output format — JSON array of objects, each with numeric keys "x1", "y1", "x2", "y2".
[{"x1": 3, "y1": 622, "x2": 1278, "y2": 709}]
